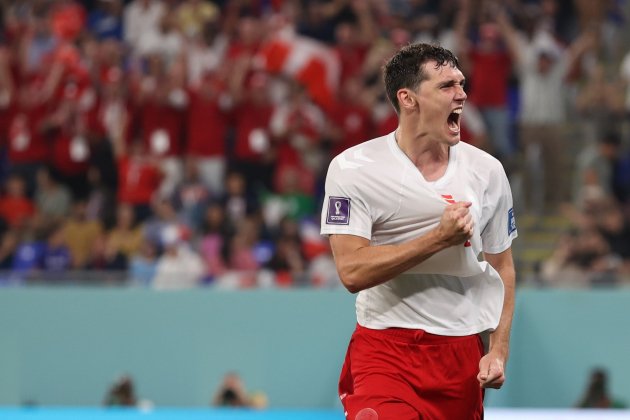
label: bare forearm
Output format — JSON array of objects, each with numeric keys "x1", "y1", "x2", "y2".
[
  {"x1": 331, "y1": 201, "x2": 474, "y2": 293},
  {"x1": 489, "y1": 263, "x2": 515, "y2": 358},
  {"x1": 332, "y1": 229, "x2": 449, "y2": 293}
]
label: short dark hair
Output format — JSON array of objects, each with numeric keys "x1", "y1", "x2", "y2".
[{"x1": 383, "y1": 43, "x2": 460, "y2": 114}]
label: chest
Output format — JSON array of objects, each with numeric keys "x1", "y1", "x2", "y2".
[{"x1": 368, "y1": 166, "x2": 485, "y2": 246}]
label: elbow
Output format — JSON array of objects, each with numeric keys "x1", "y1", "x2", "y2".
[
  {"x1": 338, "y1": 270, "x2": 362, "y2": 294},
  {"x1": 343, "y1": 282, "x2": 361, "y2": 294}
]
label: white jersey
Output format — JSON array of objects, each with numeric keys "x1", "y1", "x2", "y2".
[{"x1": 321, "y1": 132, "x2": 517, "y2": 336}]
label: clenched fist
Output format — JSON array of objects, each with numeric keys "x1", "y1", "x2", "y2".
[{"x1": 434, "y1": 201, "x2": 474, "y2": 247}]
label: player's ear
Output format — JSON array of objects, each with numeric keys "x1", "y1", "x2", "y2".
[{"x1": 397, "y1": 89, "x2": 417, "y2": 111}]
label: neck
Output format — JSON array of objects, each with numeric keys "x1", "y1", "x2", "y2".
[{"x1": 395, "y1": 125, "x2": 450, "y2": 177}]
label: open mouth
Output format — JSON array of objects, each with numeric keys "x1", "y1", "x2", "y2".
[{"x1": 447, "y1": 109, "x2": 462, "y2": 133}]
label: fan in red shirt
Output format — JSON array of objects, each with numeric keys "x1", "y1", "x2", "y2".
[
  {"x1": 269, "y1": 80, "x2": 325, "y2": 196},
  {"x1": 0, "y1": 47, "x2": 15, "y2": 154},
  {"x1": 135, "y1": 56, "x2": 187, "y2": 198},
  {"x1": 0, "y1": 174, "x2": 35, "y2": 229},
  {"x1": 329, "y1": 77, "x2": 373, "y2": 156},
  {"x1": 455, "y1": 6, "x2": 515, "y2": 159},
  {"x1": 229, "y1": 71, "x2": 275, "y2": 191},
  {"x1": 48, "y1": 78, "x2": 97, "y2": 198},
  {"x1": 333, "y1": 12, "x2": 374, "y2": 86},
  {"x1": 116, "y1": 140, "x2": 163, "y2": 224},
  {"x1": 6, "y1": 78, "x2": 52, "y2": 190},
  {"x1": 103, "y1": 91, "x2": 163, "y2": 223},
  {"x1": 186, "y1": 71, "x2": 230, "y2": 195}
]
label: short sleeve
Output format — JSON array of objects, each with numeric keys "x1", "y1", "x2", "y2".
[
  {"x1": 480, "y1": 163, "x2": 518, "y2": 254},
  {"x1": 320, "y1": 157, "x2": 373, "y2": 240}
]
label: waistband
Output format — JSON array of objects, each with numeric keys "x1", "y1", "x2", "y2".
[{"x1": 355, "y1": 324, "x2": 479, "y2": 345}]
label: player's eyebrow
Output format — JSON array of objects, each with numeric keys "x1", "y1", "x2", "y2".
[{"x1": 438, "y1": 79, "x2": 466, "y2": 88}]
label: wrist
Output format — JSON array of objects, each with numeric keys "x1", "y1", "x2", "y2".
[
  {"x1": 488, "y1": 343, "x2": 509, "y2": 361},
  {"x1": 429, "y1": 227, "x2": 450, "y2": 251}
]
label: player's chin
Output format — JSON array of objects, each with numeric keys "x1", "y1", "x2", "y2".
[
  {"x1": 445, "y1": 135, "x2": 460, "y2": 147},
  {"x1": 444, "y1": 128, "x2": 461, "y2": 145}
]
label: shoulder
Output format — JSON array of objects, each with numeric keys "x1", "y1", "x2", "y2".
[
  {"x1": 328, "y1": 133, "x2": 393, "y2": 175},
  {"x1": 456, "y1": 141, "x2": 505, "y2": 175}
]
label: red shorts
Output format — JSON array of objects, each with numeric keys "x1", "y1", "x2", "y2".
[{"x1": 339, "y1": 324, "x2": 484, "y2": 420}]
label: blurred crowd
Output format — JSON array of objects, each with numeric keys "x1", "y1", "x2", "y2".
[{"x1": 0, "y1": 0, "x2": 629, "y2": 289}]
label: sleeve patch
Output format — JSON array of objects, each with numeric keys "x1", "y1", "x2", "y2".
[
  {"x1": 508, "y1": 208, "x2": 517, "y2": 235},
  {"x1": 326, "y1": 197, "x2": 351, "y2": 225}
]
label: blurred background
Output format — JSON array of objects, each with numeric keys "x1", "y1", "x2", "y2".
[{"x1": 0, "y1": 0, "x2": 629, "y2": 419}]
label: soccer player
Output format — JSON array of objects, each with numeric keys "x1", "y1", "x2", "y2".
[{"x1": 321, "y1": 43, "x2": 517, "y2": 419}]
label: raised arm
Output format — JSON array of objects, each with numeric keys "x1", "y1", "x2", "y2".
[
  {"x1": 477, "y1": 247, "x2": 516, "y2": 389},
  {"x1": 495, "y1": 7, "x2": 523, "y2": 66},
  {"x1": 564, "y1": 29, "x2": 597, "y2": 80},
  {"x1": 453, "y1": 0, "x2": 472, "y2": 57},
  {"x1": 0, "y1": 48, "x2": 14, "y2": 103},
  {"x1": 330, "y1": 201, "x2": 473, "y2": 293}
]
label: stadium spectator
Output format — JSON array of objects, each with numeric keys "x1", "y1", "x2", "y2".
[
  {"x1": 454, "y1": 2, "x2": 516, "y2": 161},
  {"x1": 128, "y1": 241, "x2": 158, "y2": 287},
  {"x1": 185, "y1": 72, "x2": 230, "y2": 196},
  {"x1": 123, "y1": 0, "x2": 166, "y2": 54},
  {"x1": 7, "y1": 78, "x2": 52, "y2": 190},
  {"x1": 572, "y1": 131, "x2": 623, "y2": 209},
  {"x1": 135, "y1": 55, "x2": 186, "y2": 198},
  {"x1": 212, "y1": 372, "x2": 251, "y2": 408},
  {"x1": 198, "y1": 201, "x2": 232, "y2": 282},
  {"x1": 269, "y1": 80, "x2": 325, "y2": 195},
  {"x1": 63, "y1": 199, "x2": 104, "y2": 269},
  {"x1": 175, "y1": 0, "x2": 220, "y2": 40},
  {"x1": 328, "y1": 76, "x2": 374, "y2": 156},
  {"x1": 172, "y1": 158, "x2": 212, "y2": 230},
  {"x1": 106, "y1": 203, "x2": 143, "y2": 260},
  {"x1": 185, "y1": 19, "x2": 228, "y2": 88},
  {"x1": 503, "y1": 18, "x2": 595, "y2": 213},
  {"x1": 152, "y1": 224, "x2": 205, "y2": 290},
  {"x1": 85, "y1": 166, "x2": 117, "y2": 228},
  {"x1": 10, "y1": 224, "x2": 47, "y2": 282},
  {"x1": 0, "y1": 173, "x2": 35, "y2": 229},
  {"x1": 142, "y1": 197, "x2": 187, "y2": 251},
  {"x1": 104, "y1": 374, "x2": 137, "y2": 407},
  {"x1": 220, "y1": 171, "x2": 259, "y2": 226},
  {"x1": 576, "y1": 368, "x2": 627, "y2": 408},
  {"x1": 264, "y1": 217, "x2": 308, "y2": 287},
  {"x1": 87, "y1": 0, "x2": 124, "y2": 41},
  {"x1": 114, "y1": 135, "x2": 163, "y2": 223},
  {"x1": 40, "y1": 223, "x2": 72, "y2": 279},
  {"x1": 33, "y1": 167, "x2": 72, "y2": 225},
  {"x1": 574, "y1": 61, "x2": 625, "y2": 143},
  {"x1": 87, "y1": 232, "x2": 127, "y2": 273},
  {"x1": 0, "y1": 229, "x2": 19, "y2": 271},
  {"x1": 229, "y1": 70, "x2": 276, "y2": 191}
]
